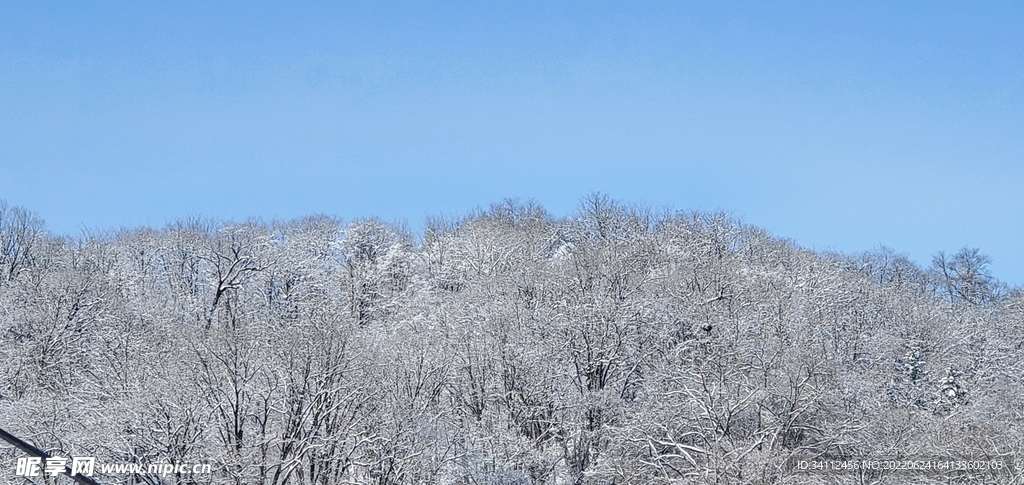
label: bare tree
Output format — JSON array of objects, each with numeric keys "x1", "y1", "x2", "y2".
[{"x1": 931, "y1": 247, "x2": 999, "y2": 305}]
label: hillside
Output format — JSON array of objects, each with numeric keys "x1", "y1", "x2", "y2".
[{"x1": 1, "y1": 196, "x2": 1022, "y2": 484}]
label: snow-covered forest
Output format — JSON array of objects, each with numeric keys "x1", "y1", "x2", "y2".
[{"x1": 1, "y1": 195, "x2": 1022, "y2": 484}]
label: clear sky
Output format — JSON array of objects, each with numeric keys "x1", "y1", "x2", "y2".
[{"x1": 1, "y1": 2, "x2": 1022, "y2": 285}]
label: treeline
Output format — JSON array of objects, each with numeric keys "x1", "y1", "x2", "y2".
[{"x1": 1, "y1": 196, "x2": 1022, "y2": 484}]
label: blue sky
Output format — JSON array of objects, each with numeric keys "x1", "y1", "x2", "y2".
[{"x1": 1, "y1": 2, "x2": 1022, "y2": 285}]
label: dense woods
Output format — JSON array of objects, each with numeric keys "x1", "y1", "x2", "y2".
[{"x1": 1, "y1": 196, "x2": 1022, "y2": 484}]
